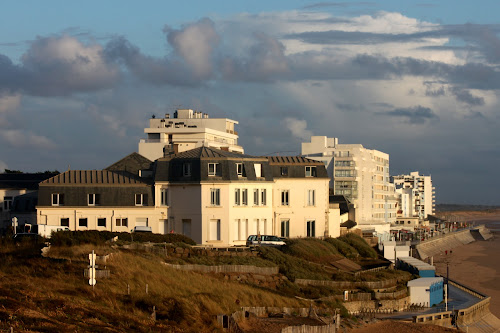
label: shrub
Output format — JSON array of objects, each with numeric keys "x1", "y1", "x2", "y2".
[
  {"x1": 49, "y1": 230, "x2": 196, "y2": 247},
  {"x1": 338, "y1": 233, "x2": 377, "y2": 259},
  {"x1": 324, "y1": 238, "x2": 359, "y2": 259},
  {"x1": 282, "y1": 238, "x2": 341, "y2": 263}
]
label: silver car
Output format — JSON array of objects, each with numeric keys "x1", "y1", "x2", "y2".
[{"x1": 246, "y1": 235, "x2": 286, "y2": 247}]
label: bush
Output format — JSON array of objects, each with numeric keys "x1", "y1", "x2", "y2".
[
  {"x1": 282, "y1": 238, "x2": 341, "y2": 263},
  {"x1": 324, "y1": 238, "x2": 359, "y2": 259},
  {"x1": 337, "y1": 233, "x2": 377, "y2": 259},
  {"x1": 49, "y1": 230, "x2": 196, "y2": 247}
]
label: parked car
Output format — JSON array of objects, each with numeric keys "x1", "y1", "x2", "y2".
[
  {"x1": 132, "y1": 226, "x2": 152, "y2": 233},
  {"x1": 246, "y1": 235, "x2": 286, "y2": 247}
]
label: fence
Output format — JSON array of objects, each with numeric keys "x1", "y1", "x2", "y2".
[
  {"x1": 295, "y1": 278, "x2": 397, "y2": 290},
  {"x1": 165, "y1": 263, "x2": 279, "y2": 275},
  {"x1": 281, "y1": 324, "x2": 336, "y2": 333},
  {"x1": 353, "y1": 266, "x2": 388, "y2": 277},
  {"x1": 374, "y1": 289, "x2": 407, "y2": 300}
]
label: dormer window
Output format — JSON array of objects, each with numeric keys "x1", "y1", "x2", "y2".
[
  {"x1": 254, "y1": 163, "x2": 262, "y2": 178},
  {"x1": 280, "y1": 167, "x2": 288, "y2": 176},
  {"x1": 236, "y1": 163, "x2": 245, "y2": 177},
  {"x1": 208, "y1": 163, "x2": 221, "y2": 176},
  {"x1": 51, "y1": 193, "x2": 64, "y2": 206},
  {"x1": 183, "y1": 163, "x2": 192, "y2": 177},
  {"x1": 135, "y1": 193, "x2": 148, "y2": 206},
  {"x1": 88, "y1": 193, "x2": 101, "y2": 206},
  {"x1": 305, "y1": 166, "x2": 317, "y2": 177}
]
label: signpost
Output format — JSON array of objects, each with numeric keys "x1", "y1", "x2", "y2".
[
  {"x1": 11, "y1": 217, "x2": 17, "y2": 235},
  {"x1": 89, "y1": 250, "x2": 96, "y2": 288}
]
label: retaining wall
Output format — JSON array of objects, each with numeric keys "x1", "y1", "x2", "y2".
[
  {"x1": 413, "y1": 311, "x2": 454, "y2": 328},
  {"x1": 164, "y1": 263, "x2": 278, "y2": 275},
  {"x1": 295, "y1": 278, "x2": 397, "y2": 291},
  {"x1": 281, "y1": 324, "x2": 336, "y2": 333},
  {"x1": 345, "y1": 296, "x2": 411, "y2": 314},
  {"x1": 416, "y1": 228, "x2": 477, "y2": 260}
]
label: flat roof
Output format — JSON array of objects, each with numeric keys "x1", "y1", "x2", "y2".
[
  {"x1": 408, "y1": 277, "x2": 443, "y2": 287},
  {"x1": 398, "y1": 256, "x2": 435, "y2": 271}
]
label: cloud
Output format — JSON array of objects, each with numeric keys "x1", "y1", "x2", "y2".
[
  {"x1": 0, "y1": 129, "x2": 57, "y2": 149},
  {"x1": 0, "y1": 93, "x2": 21, "y2": 113},
  {"x1": 220, "y1": 33, "x2": 290, "y2": 81},
  {"x1": 377, "y1": 105, "x2": 438, "y2": 124},
  {"x1": 283, "y1": 117, "x2": 314, "y2": 141},
  {"x1": 0, "y1": 35, "x2": 119, "y2": 96},
  {"x1": 450, "y1": 87, "x2": 485, "y2": 106},
  {"x1": 165, "y1": 18, "x2": 220, "y2": 79}
]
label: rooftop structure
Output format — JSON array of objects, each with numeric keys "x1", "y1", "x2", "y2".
[{"x1": 138, "y1": 109, "x2": 244, "y2": 161}]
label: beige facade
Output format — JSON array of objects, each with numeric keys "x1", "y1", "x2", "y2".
[
  {"x1": 138, "y1": 109, "x2": 244, "y2": 161},
  {"x1": 302, "y1": 136, "x2": 397, "y2": 226}
]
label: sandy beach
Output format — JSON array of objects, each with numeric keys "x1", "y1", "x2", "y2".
[{"x1": 433, "y1": 213, "x2": 500, "y2": 317}]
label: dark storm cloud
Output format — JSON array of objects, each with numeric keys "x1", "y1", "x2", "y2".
[
  {"x1": 450, "y1": 87, "x2": 485, "y2": 106},
  {"x1": 377, "y1": 105, "x2": 438, "y2": 124}
]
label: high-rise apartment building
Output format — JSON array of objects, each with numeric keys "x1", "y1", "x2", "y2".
[
  {"x1": 393, "y1": 171, "x2": 435, "y2": 219},
  {"x1": 302, "y1": 136, "x2": 397, "y2": 225},
  {"x1": 138, "y1": 109, "x2": 244, "y2": 161}
]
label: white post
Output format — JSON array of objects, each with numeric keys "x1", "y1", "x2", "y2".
[
  {"x1": 12, "y1": 217, "x2": 18, "y2": 235},
  {"x1": 445, "y1": 283, "x2": 448, "y2": 312}
]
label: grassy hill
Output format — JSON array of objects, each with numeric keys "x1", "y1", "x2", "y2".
[{"x1": 0, "y1": 232, "x2": 408, "y2": 332}]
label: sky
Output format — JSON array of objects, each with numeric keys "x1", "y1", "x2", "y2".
[{"x1": 0, "y1": 1, "x2": 499, "y2": 205}]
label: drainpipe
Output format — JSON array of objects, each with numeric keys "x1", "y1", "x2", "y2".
[
  {"x1": 74, "y1": 210, "x2": 77, "y2": 231},
  {"x1": 111, "y1": 210, "x2": 115, "y2": 233}
]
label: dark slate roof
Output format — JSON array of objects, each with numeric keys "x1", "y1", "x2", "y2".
[
  {"x1": 340, "y1": 220, "x2": 357, "y2": 229},
  {"x1": 105, "y1": 152, "x2": 153, "y2": 175},
  {"x1": 40, "y1": 170, "x2": 149, "y2": 185},
  {"x1": 162, "y1": 146, "x2": 258, "y2": 160},
  {"x1": 267, "y1": 156, "x2": 325, "y2": 165},
  {"x1": 11, "y1": 192, "x2": 38, "y2": 213},
  {"x1": 0, "y1": 173, "x2": 58, "y2": 190},
  {"x1": 330, "y1": 195, "x2": 351, "y2": 215}
]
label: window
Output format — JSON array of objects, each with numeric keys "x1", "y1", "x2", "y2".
[
  {"x1": 208, "y1": 163, "x2": 221, "y2": 176},
  {"x1": 236, "y1": 163, "x2": 245, "y2": 177},
  {"x1": 280, "y1": 167, "x2": 288, "y2": 176},
  {"x1": 182, "y1": 219, "x2": 191, "y2": 237},
  {"x1": 97, "y1": 218, "x2": 106, "y2": 227},
  {"x1": 242, "y1": 189, "x2": 248, "y2": 206},
  {"x1": 261, "y1": 189, "x2": 267, "y2": 206},
  {"x1": 79, "y1": 218, "x2": 88, "y2": 227},
  {"x1": 87, "y1": 193, "x2": 101, "y2": 206},
  {"x1": 116, "y1": 218, "x2": 128, "y2": 227},
  {"x1": 51, "y1": 193, "x2": 64, "y2": 206},
  {"x1": 60, "y1": 218, "x2": 69, "y2": 227},
  {"x1": 235, "y1": 219, "x2": 248, "y2": 240},
  {"x1": 335, "y1": 170, "x2": 355, "y2": 177},
  {"x1": 210, "y1": 188, "x2": 220, "y2": 206},
  {"x1": 161, "y1": 188, "x2": 168, "y2": 206},
  {"x1": 183, "y1": 163, "x2": 192, "y2": 177},
  {"x1": 305, "y1": 166, "x2": 317, "y2": 177},
  {"x1": 234, "y1": 189, "x2": 241, "y2": 205},
  {"x1": 3, "y1": 196, "x2": 13, "y2": 211},
  {"x1": 307, "y1": 190, "x2": 315, "y2": 206},
  {"x1": 307, "y1": 220, "x2": 316, "y2": 237},
  {"x1": 281, "y1": 219, "x2": 290, "y2": 237},
  {"x1": 335, "y1": 160, "x2": 354, "y2": 167},
  {"x1": 209, "y1": 219, "x2": 221, "y2": 241},
  {"x1": 253, "y1": 189, "x2": 259, "y2": 205},
  {"x1": 135, "y1": 193, "x2": 148, "y2": 206},
  {"x1": 281, "y1": 190, "x2": 289, "y2": 206},
  {"x1": 254, "y1": 163, "x2": 262, "y2": 178}
]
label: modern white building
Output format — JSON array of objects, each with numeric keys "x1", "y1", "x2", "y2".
[
  {"x1": 301, "y1": 136, "x2": 397, "y2": 226},
  {"x1": 393, "y1": 172, "x2": 435, "y2": 220},
  {"x1": 138, "y1": 109, "x2": 244, "y2": 161}
]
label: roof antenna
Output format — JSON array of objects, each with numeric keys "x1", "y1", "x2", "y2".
[{"x1": 67, "y1": 164, "x2": 71, "y2": 171}]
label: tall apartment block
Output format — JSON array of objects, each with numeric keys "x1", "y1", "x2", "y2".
[
  {"x1": 138, "y1": 109, "x2": 244, "y2": 161},
  {"x1": 393, "y1": 171, "x2": 435, "y2": 219},
  {"x1": 302, "y1": 136, "x2": 397, "y2": 226}
]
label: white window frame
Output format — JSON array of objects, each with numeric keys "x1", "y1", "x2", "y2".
[
  {"x1": 281, "y1": 219, "x2": 290, "y2": 238},
  {"x1": 253, "y1": 189, "x2": 259, "y2": 206},
  {"x1": 135, "y1": 193, "x2": 147, "y2": 206},
  {"x1": 97, "y1": 217, "x2": 106, "y2": 227},
  {"x1": 87, "y1": 193, "x2": 100, "y2": 206},
  {"x1": 161, "y1": 188, "x2": 169, "y2": 206},
  {"x1": 210, "y1": 188, "x2": 221, "y2": 206},
  {"x1": 208, "y1": 163, "x2": 221, "y2": 176},
  {"x1": 236, "y1": 163, "x2": 244, "y2": 176},
  {"x1": 78, "y1": 218, "x2": 88, "y2": 227},
  {"x1": 305, "y1": 166, "x2": 317, "y2": 177},
  {"x1": 307, "y1": 189, "x2": 315, "y2": 206},
  {"x1": 234, "y1": 189, "x2": 241, "y2": 206},
  {"x1": 116, "y1": 218, "x2": 128, "y2": 227},
  {"x1": 307, "y1": 220, "x2": 316, "y2": 237},
  {"x1": 261, "y1": 189, "x2": 267, "y2": 206},
  {"x1": 209, "y1": 219, "x2": 221, "y2": 241},
  {"x1": 51, "y1": 193, "x2": 64, "y2": 206},
  {"x1": 254, "y1": 163, "x2": 262, "y2": 178},
  {"x1": 3, "y1": 196, "x2": 13, "y2": 211},
  {"x1": 281, "y1": 190, "x2": 289, "y2": 206},
  {"x1": 242, "y1": 189, "x2": 248, "y2": 206}
]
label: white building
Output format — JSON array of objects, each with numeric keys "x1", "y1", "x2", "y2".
[
  {"x1": 301, "y1": 136, "x2": 397, "y2": 226},
  {"x1": 393, "y1": 171, "x2": 435, "y2": 220},
  {"x1": 138, "y1": 109, "x2": 244, "y2": 161}
]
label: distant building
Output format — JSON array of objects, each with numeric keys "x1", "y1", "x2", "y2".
[
  {"x1": 301, "y1": 136, "x2": 397, "y2": 226},
  {"x1": 0, "y1": 172, "x2": 58, "y2": 231},
  {"x1": 407, "y1": 277, "x2": 443, "y2": 307},
  {"x1": 138, "y1": 109, "x2": 244, "y2": 161},
  {"x1": 393, "y1": 171, "x2": 435, "y2": 219}
]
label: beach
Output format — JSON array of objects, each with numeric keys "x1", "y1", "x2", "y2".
[{"x1": 433, "y1": 214, "x2": 500, "y2": 317}]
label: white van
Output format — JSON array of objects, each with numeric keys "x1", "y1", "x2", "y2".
[{"x1": 132, "y1": 226, "x2": 152, "y2": 233}]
